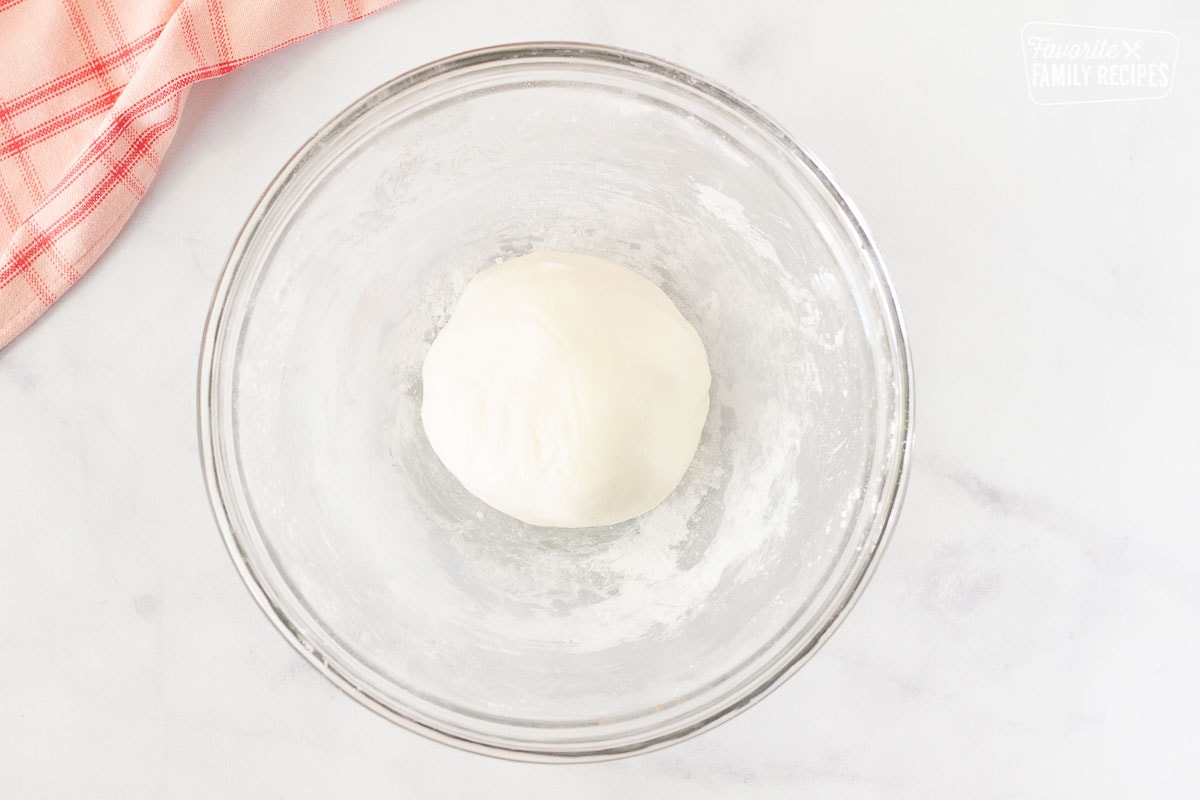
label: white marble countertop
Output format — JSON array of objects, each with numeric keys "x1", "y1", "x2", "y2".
[{"x1": 3, "y1": 1, "x2": 1198, "y2": 797}]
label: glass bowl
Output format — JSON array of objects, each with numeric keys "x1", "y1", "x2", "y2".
[{"x1": 199, "y1": 42, "x2": 914, "y2": 761}]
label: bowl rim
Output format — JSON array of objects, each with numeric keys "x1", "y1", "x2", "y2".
[{"x1": 198, "y1": 40, "x2": 916, "y2": 763}]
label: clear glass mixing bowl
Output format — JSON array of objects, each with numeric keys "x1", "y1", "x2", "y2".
[{"x1": 199, "y1": 43, "x2": 914, "y2": 761}]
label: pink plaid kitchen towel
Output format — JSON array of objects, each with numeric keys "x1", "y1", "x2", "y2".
[{"x1": 0, "y1": 0, "x2": 400, "y2": 348}]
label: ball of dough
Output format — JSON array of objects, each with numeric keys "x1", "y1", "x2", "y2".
[{"x1": 421, "y1": 251, "x2": 711, "y2": 528}]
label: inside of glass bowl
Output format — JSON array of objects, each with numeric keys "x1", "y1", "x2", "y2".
[{"x1": 205, "y1": 46, "x2": 909, "y2": 756}]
